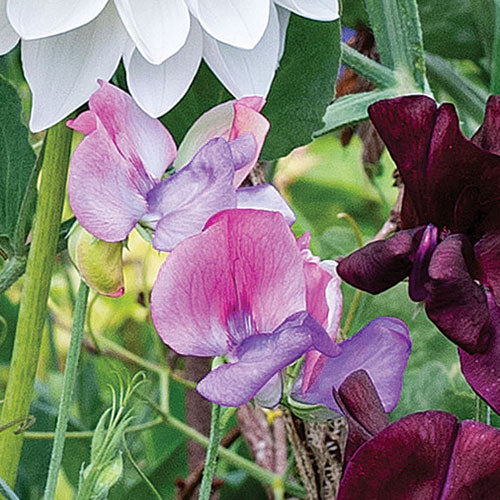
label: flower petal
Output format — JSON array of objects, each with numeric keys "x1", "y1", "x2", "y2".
[
  {"x1": 68, "y1": 120, "x2": 148, "y2": 242},
  {"x1": 0, "y1": 0, "x2": 18, "y2": 54},
  {"x1": 236, "y1": 184, "x2": 295, "y2": 226},
  {"x1": 126, "y1": 18, "x2": 202, "y2": 117},
  {"x1": 197, "y1": 311, "x2": 334, "y2": 406},
  {"x1": 22, "y1": 3, "x2": 127, "y2": 132},
  {"x1": 459, "y1": 293, "x2": 500, "y2": 414},
  {"x1": 80, "y1": 81, "x2": 177, "y2": 180},
  {"x1": 151, "y1": 209, "x2": 305, "y2": 357},
  {"x1": 202, "y1": 3, "x2": 280, "y2": 98},
  {"x1": 426, "y1": 234, "x2": 492, "y2": 353},
  {"x1": 148, "y1": 138, "x2": 236, "y2": 251},
  {"x1": 190, "y1": 0, "x2": 270, "y2": 49},
  {"x1": 474, "y1": 231, "x2": 500, "y2": 305},
  {"x1": 274, "y1": 0, "x2": 339, "y2": 20},
  {"x1": 297, "y1": 317, "x2": 411, "y2": 413},
  {"x1": 337, "y1": 411, "x2": 459, "y2": 500},
  {"x1": 472, "y1": 95, "x2": 500, "y2": 155},
  {"x1": 254, "y1": 373, "x2": 283, "y2": 408},
  {"x1": 115, "y1": 0, "x2": 190, "y2": 64},
  {"x1": 7, "y1": 0, "x2": 107, "y2": 39},
  {"x1": 441, "y1": 420, "x2": 500, "y2": 498},
  {"x1": 337, "y1": 227, "x2": 423, "y2": 294}
]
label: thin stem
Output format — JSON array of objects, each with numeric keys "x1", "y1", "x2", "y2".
[
  {"x1": 342, "y1": 290, "x2": 363, "y2": 339},
  {"x1": 491, "y1": 0, "x2": 500, "y2": 93},
  {"x1": 337, "y1": 213, "x2": 364, "y2": 248},
  {"x1": 475, "y1": 396, "x2": 492, "y2": 425},
  {"x1": 0, "y1": 256, "x2": 26, "y2": 296},
  {"x1": 44, "y1": 281, "x2": 89, "y2": 500},
  {"x1": 0, "y1": 122, "x2": 73, "y2": 488},
  {"x1": 340, "y1": 43, "x2": 396, "y2": 89},
  {"x1": 199, "y1": 402, "x2": 222, "y2": 499},
  {"x1": 0, "y1": 477, "x2": 19, "y2": 500}
]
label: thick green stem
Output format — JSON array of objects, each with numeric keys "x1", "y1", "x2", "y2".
[
  {"x1": 0, "y1": 122, "x2": 73, "y2": 489},
  {"x1": 199, "y1": 402, "x2": 222, "y2": 499},
  {"x1": 43, "y1": 281, "x2": 89, "y2": 500}
]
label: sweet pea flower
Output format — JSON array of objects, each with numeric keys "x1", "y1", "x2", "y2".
[
  {"x1": 68, "y1": 81, "x2": 292, "y2": 253},
  {"x1": 151, "y1": 209, "x2": 411, "y2": 408},
  {"x1": 334, "y1": 371, "x2": 500, "y2": 500},
  {"x1": 337, "y1": 95, "x2": 500, "y2": 412},
  {"x1": 0, "y1": 0, "x2": 339, "y2": 132}
]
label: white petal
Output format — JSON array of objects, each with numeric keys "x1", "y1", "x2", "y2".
[
  {"x1": 276, "y1": 5, "x2": 290, "y2": 60},
  {"x1": 114, "y1": 0, "x2": 190, "y2": 65},
  {"x1": 7, "y1": 0, "x2": 108, "y2": 39},
  {"x1": 202, "y1": 3, "x2": 280, "y2": 98},
  {"x1": 189, "y1": 0, "x2": 270, "y2": 49},
  {"x1": 126, "y1": 18, "x2": 202, "y2": 117},
  {"x1": 0, "y1": 0, "x2": 18, "y2": 54},
  {"x1": 23, "y1": 3, "x2": 127, "y2": 132},
  {"x1": 274, "y1": 0, "x2": 339, "y2": 21}
]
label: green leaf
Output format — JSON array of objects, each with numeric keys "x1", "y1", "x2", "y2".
[
  {"x1": 261, "y1": 16, "x2": 341, "y2": 160},
  {"x1": 0, "y1": 76, "x2": 36, "y2": 254}
]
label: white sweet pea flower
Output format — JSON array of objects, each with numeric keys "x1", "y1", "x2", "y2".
[{"x1": 0, "y1": 0, "x2": 339, "y2": 132}]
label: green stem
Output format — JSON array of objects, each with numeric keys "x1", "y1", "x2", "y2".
[
  {"x1": 43, "y1": 281, "x2": 89, "y2": 500},
  {"x1": 475, "y1": 396, "x2": 492, "y2": 425},
  {"x1": 0, "y1": 256, "x2": 26, "y2": 296},
  {"x1": 491, "y1": 0, "x2": 500, "y2": 93},
  {"x1": 0, "y1": 477, "x2": 19, "y2": 500},
  {"x1": 0, "y1": 121, "x2": 73, "y2": 488},
  {"x1": 340, "y1": 43, "x2": 396, "y2": 89},
  {"x1": 199, "y1": 402, "x2": 222, "y2": 499}
]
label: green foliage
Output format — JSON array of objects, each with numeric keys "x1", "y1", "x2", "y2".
[{"x1": 261, "y1": 16, "x2": 341, "y2": 160}]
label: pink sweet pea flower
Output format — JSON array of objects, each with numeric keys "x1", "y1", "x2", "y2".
[
  {"x1": 151, "y1": 209, "x2": 411, "y2": 408},
  {"x1": 67, "y1": 81, "x2": 293, "y2": 253}
]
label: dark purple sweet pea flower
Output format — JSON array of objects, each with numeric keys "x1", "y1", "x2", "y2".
[
  {"x1": 337, "y1": 95, "x2": 500, "y2": 411},
  {"x1": 151, "y1": 209, "x2": 411, "y2": 408},
  {"x1": 334, "y1": 371, "x2": 500, "y2": 500},
  {"x1": 67, "y1": 81, "x2": 293, "y2": 253}
]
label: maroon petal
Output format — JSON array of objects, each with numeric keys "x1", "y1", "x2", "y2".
[
  {"x1": 337, "y1": 411, "x2": 458, "y2": 500},
  {"x1": 474, "y1": 231, "x2": 500, "y2": 305},
  {"x1": 441, "y1": 420, "x2": 500, "y2": 498},
  {"x1": 472, "y1": 95, "x2": 500, "y2": 155},
  {"x1": 425, "y1": 234, "x2": 491, "y2": 353},
  {"x1": 337, "y1": 227, "x2": 423, "y2": 294},
  {"x1": 333, "y1": 370, "x2": 389, "y2": 461},
  {"x1": 459, "y1": 293, "x2": 500, "y2": 414}
]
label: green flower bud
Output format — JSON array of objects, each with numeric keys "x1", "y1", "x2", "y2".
[
  {"x1": 94, "y1": 452, "x2": 123, "y2": 495},
  {"x1": 68, "y1": 224, "x2": 124, "y2": 297}
]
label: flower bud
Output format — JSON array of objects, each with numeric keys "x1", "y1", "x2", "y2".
[{"x1": 68, "y1": 224, "x2": 124, "y2": 297}]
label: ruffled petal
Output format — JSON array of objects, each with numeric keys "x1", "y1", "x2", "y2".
[
  {"x1": 459, "y1": 293, "x2": 500, "y2": 414},
  {"x1": 297, "y1": 317, "x2": 411, "y2": 413},
  {"x1": 474, "y1": 231, "x2": 500, "y2": 305},
  {"x1": 22, "y1": 3, "x2": 127, "y2": 132},
  {"x1": 337, "y1": 411, "x2": 459, "y2": 500},
  {"x1": 72, "y1": 81, "x2": 177, "y2": 180},
  {"x1": 197, "y1": 311, "x2": 334, "y2": 406},
  {"x1": 337, "y1": 227, "x2": 423, "y2": 294},
  {"x1": 190, "y1": 0, "x2": 270, "y2": 49},
  {"x1": 0, "y1": 0, "x2": 18, "y2": 55},
  {"x1": 115, "y1": 0, "x2": 190, "y2": 64},
  {"x1": 126, "y1": 18, "x2": 202, "y2": 117},
  {"x1": 425, "y1": 234, "x2": 492, "y2": 353},
  {"x1": 147, "y1": 138, "x2": 236, "y2": 251},
  {"x1": 236, "y1": 184, "x2": 295, "y2": 226},
  {"x1": 274, "y1": 0, "x2": 339, "y2": 20},
  {"x1": 68, "y1": 121, "x2": 148, "y2": 242},
  {"x1": 7, "y1": 0, "x2": 107, "y2": 39},
  {"x1": 151, "y1": 209, "x2": 305, "y2": 356},
  {"x1": 202, "y1": 3, "x2": 280, "y2": 99},
  {"x1": 472, "y1": 95, "x2": 500, "y2": 155}
]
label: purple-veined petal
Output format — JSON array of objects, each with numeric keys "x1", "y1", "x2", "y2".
[
  {"x1": 202, "y1": 3, "x2": 280, "y2": 99},
  {"x1": 459, "y1": 293, "x2": 500, "y2": 414},
  {"x1": 22, "y1": 2, "x2": 127, "y2": 132},
  {"x1": 151, "y1": 209, "x2": 306, "y2": 357},
  {"x1": 425, "y1": 234, "x2": 491, "y2": 353},
  {"x1": 337, "y1": 227, "x2": 423, "y2": 294},
  {"x1": 228, "y1": 133, "x2": 257, "y2": 171},
  {"x1": 474, "y1": 231, "x2": 500, "y2": 305},
  {"x1": 409, "y1": 223, "x2": 438, "y2": 302},
  {"x1": 296, "y1": 317, "x2": 411, "y2": 413},
  {"x1": 68, "y1": 120, "x2": 148, "y2": 242},
  {"x1": 472, "y1": 95, "x2": 500, "y2": 155},
  {"x1": 274, "y1": 0, "x2": 339, "y2": 20},
  {"x1": 0, "y1": 0, "x2": 18, "y2": 54},
  {"x1": 190, "y1": 0, "x2": 270, "y2": 49},
  {"x1": 197, "y1": 311, "x2": 335, "y2": 406},
  {"x1": 337, "y1": 411, "x2": 459, "y2": 500},
  {"x1": 115, "y1": 0, "x2": 190, "y2": 64},
  {"x1": 236, "y1": 184, "x2": 295, "y2": 226},
  {"x1": 7, "y1": 0, "x2": 107, "y2": 39},
  {"x1": 126, "y1": 18, "x2": 202, "y2": 117},
  {"x1": 79, "y1": 81, "x2": 177, "y2": 180},
  {"x1": 148, "y1": 138, "x2": 236, "y2": 251}
]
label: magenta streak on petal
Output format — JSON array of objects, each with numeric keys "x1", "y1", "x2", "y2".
[{"x1": 409, "y1": 223, "x2": 439, "y2": 301}]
